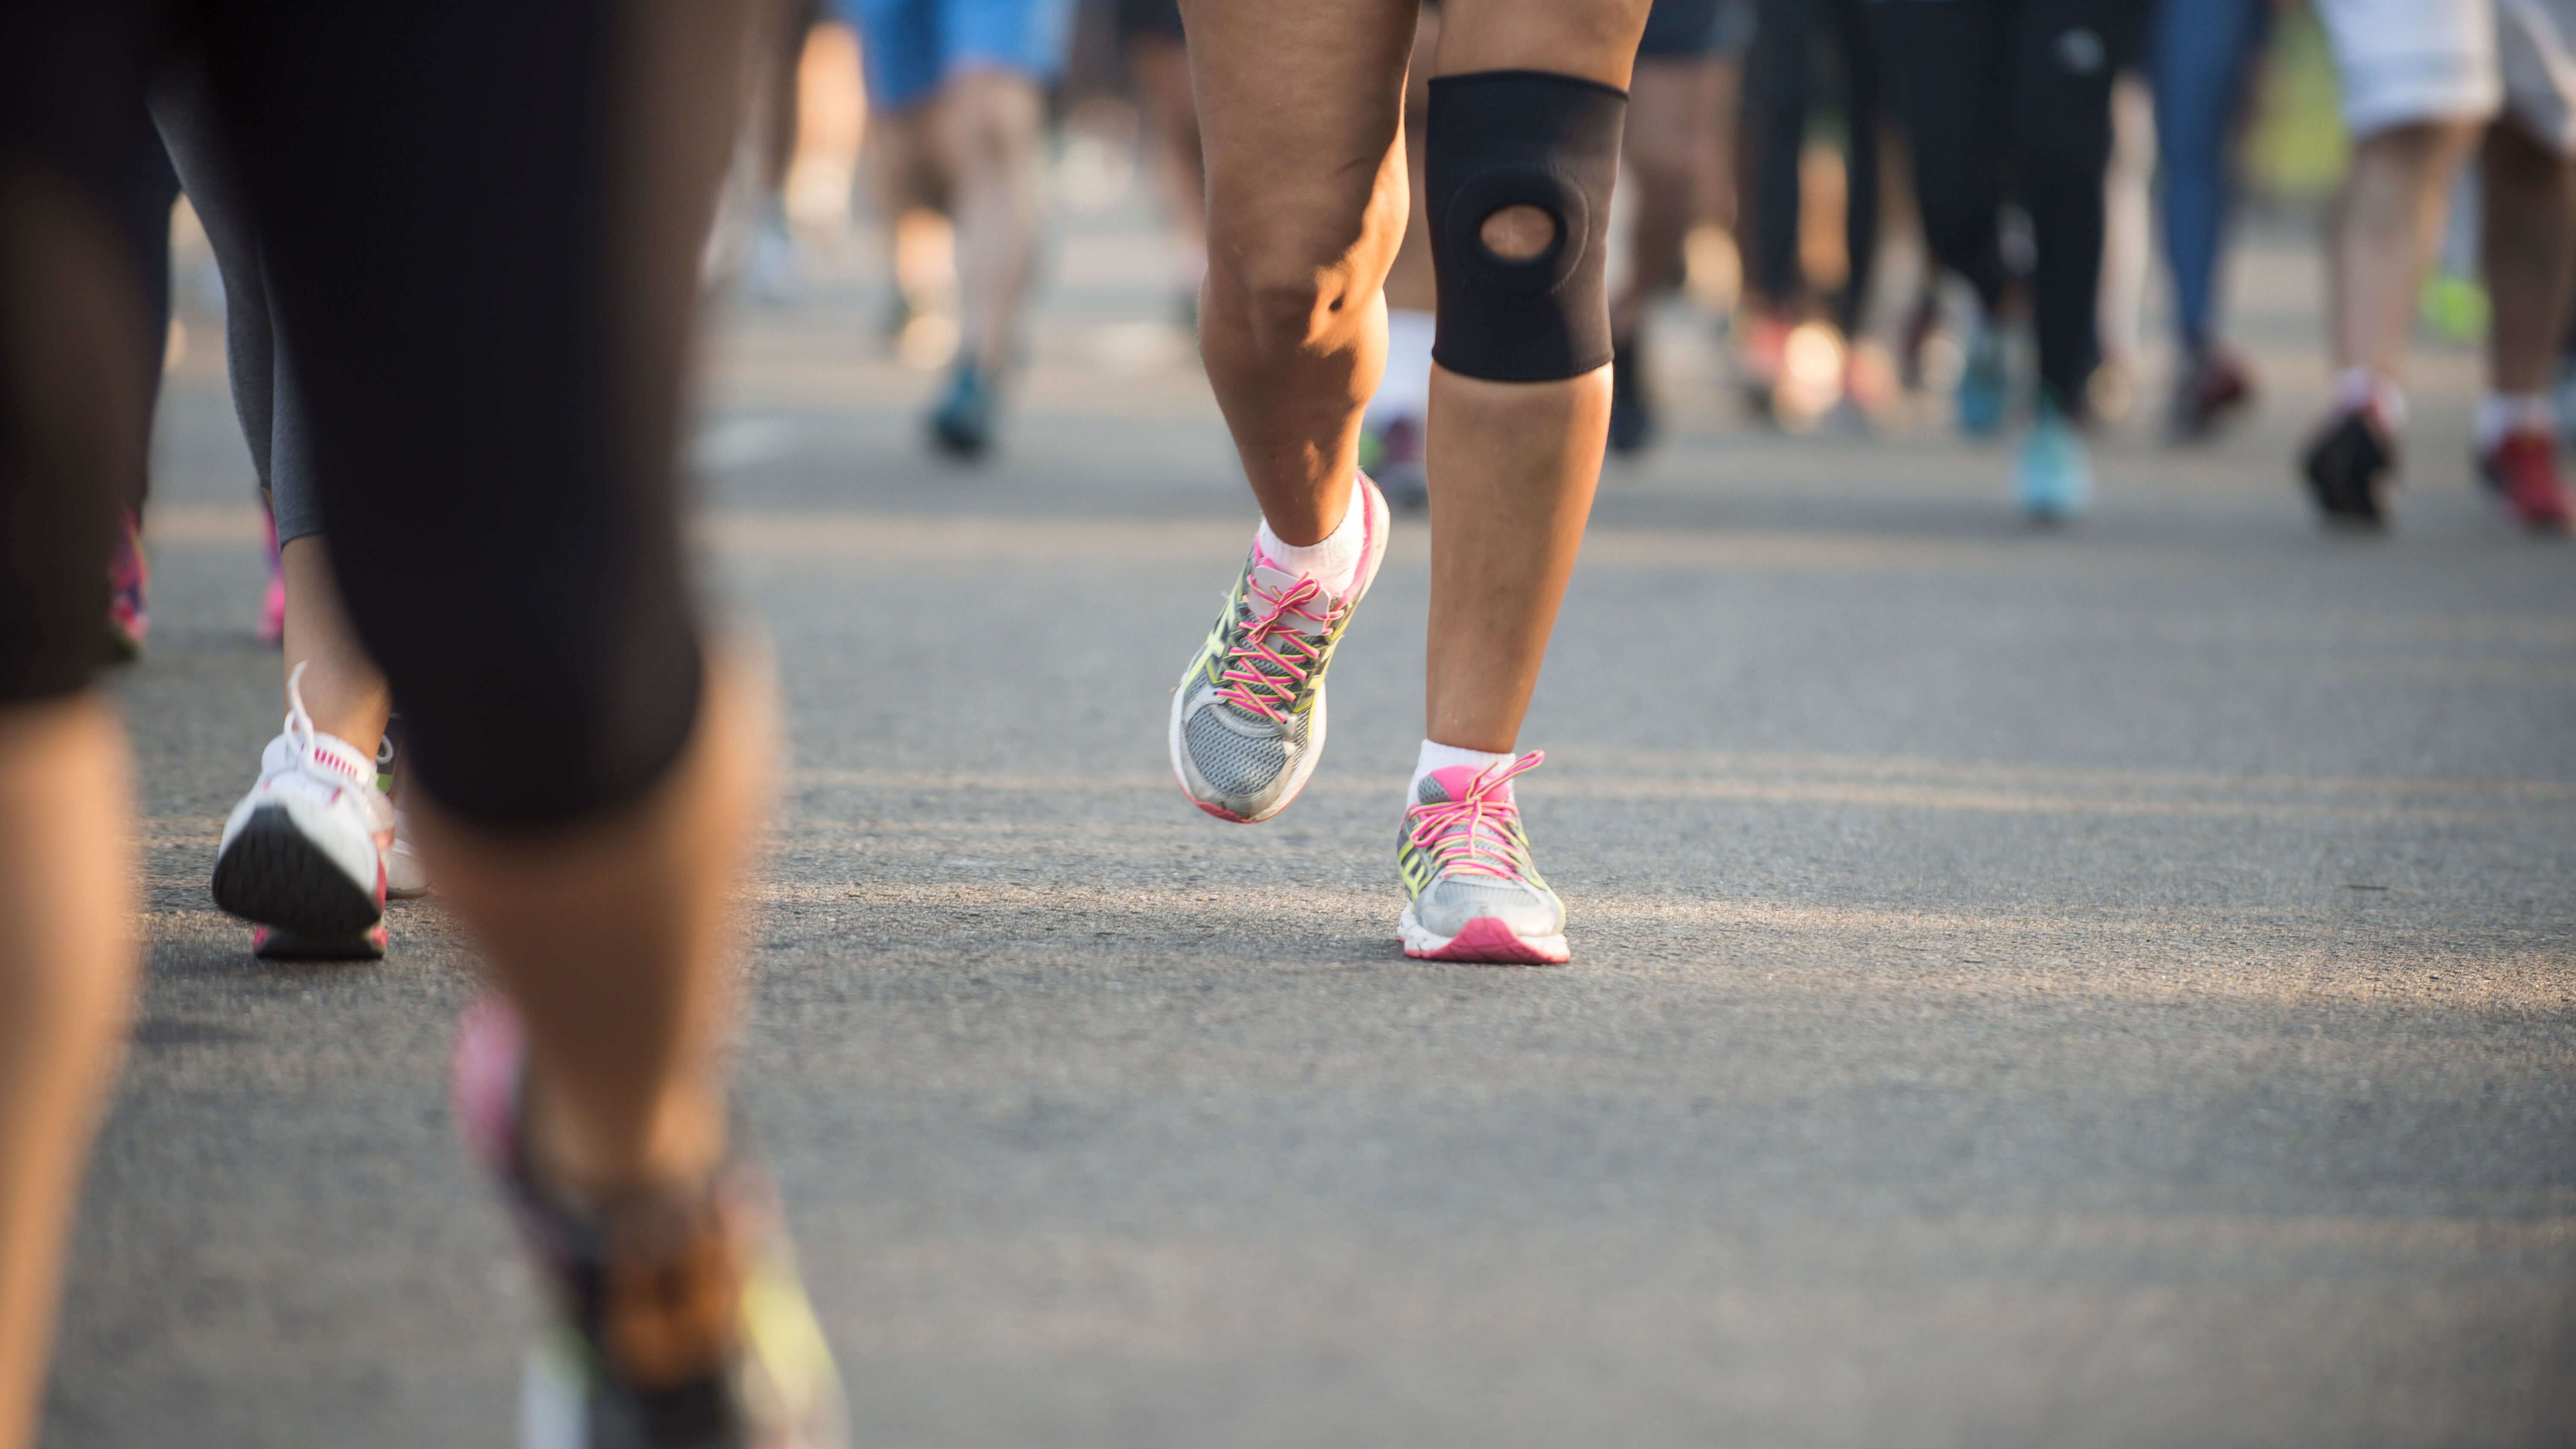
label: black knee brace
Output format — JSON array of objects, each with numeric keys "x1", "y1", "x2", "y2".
[{"x1": 1425, "y1": 70, "x2": 1628, "y2": 383}]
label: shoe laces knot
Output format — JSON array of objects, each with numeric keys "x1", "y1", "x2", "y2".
[
  {"x1": 283, "y1": 659, "x2": 319, "y2": 759},
  {"x1": 1215, "y1": 573, "x2": 1340, "y2": 722},
  {"x1": 1407, "y1": 752, "x2": 1543, "y2": 882},
  {"x1": 279, "y1": 660, "x2": 372, "y2": 791}
]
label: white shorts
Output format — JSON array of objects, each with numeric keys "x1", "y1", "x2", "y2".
[
  {"x1": 2499, "y1": 0, "x2": 2576, "y2": 152},
  {"x1": 2316, "y1": 0, "x2": 2576, "y2": 151},
  {"x1": 2315, "y1": 0, "x2": 2501, "y2": 136}
]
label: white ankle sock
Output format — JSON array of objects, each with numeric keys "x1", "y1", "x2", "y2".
[
  {"x1": 1410, "y1": 739, "x2": 1514, "y2": 800},
  {"x1": 1256, "y1": 480, "x2": 1367, "y2": 595},
  {"x1": 1364, "y1": 308, "x2": 1437, "y2": 431},
  {"x1": 2475, "y1": 392, "x2": 2554, "y2": 454},
  {"x1": 2334, "y1": 368, "x2": 2407, "y2": 432}
]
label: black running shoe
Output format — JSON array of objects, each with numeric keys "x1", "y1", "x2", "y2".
[
  {"x1": 253, "y1": 922, "x2": 388, "y2": 962},
  {"x1": 2301, "y1": 409, "x2": 2396, "y2": 529},
  {"x1": 1607, "y1": 335, "x2": 1654, "y2": 456},
  {"x1": 2168, "y1": 349, "x2": 2254, "y2": 441}
]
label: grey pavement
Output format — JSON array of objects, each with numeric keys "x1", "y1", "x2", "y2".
[{"x1": 43, "y1": 203, "x2": 2576, "y2": 1447}]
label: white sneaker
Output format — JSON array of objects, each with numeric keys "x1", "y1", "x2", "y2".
[{"x1": 212, "y1": 664, "x2": 391, "y2": 959}]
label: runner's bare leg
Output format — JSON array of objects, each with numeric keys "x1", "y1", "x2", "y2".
[
  {"x1": 1180, "y1": 0, "x2": 1418, "y2": 546},
  {"x1": 1424, "y1": 0, "x2": 1651, "y2": 752}
]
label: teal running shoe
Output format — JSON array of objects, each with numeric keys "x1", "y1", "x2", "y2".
[
  {"x1": 1956, "y1": 324, "x2": 2009, "y2": 438},
  {"x1": 929, "y1": 362, "x2": 995, "y2": 458},
  {"x1": 2015, "y1": 405, "x2": 2093, "y2": 523}
]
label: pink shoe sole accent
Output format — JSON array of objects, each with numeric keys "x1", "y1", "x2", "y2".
[
  {"x1": 1404, "y1": 915, "x2": 1570, "y2": 965},
  {"x1": 449, "y1": 996, "x2": 528, "y2": 1169}
]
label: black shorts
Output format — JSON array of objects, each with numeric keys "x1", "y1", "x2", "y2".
[
  {"x1": 1639, "y1": 0, "x2": 1758, "y2": 58},
  {"x1": 0, "y1": 0, "x2": 721, "y2": 828},
  {"x1": 1115, "y1": 0, "x2": 1185, "y2": 43}
]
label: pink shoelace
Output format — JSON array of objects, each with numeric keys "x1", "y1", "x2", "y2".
[
  {"x1": 1406, "y1": 751, "x2": 1544, "y2": 883},
  {"x1": 1215, "y1": 570, "x2": 1341, "y2": 722}
]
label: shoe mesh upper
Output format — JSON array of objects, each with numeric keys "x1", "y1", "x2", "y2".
[
  {"x1": 1179, "y1": 555, "x2": 1339, "y2": 802},
  {"x1": 1185, "y1": 706, "x2": 1303, "y2": 797}
]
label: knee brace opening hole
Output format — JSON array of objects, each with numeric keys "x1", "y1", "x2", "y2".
[{"x1": 1478, "y1": 204, "x2": 1559, "y2": 263}]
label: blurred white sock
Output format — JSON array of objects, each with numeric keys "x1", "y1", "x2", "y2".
[
  {"x1": 2334, "y1": 368, "x2": 2407, "y2": 432},
  {"x1": 2474, "y1": 392, "x2": 2553, "y2": 454}
]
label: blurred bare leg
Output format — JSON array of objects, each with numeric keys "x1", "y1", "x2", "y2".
[
  {"x1": 414, "y1": 645, "x2": 774, "y2": 1199},
  {"x1": 2327, "y1": 120, "x2": 2481, "y2": 383},
  {"x1": 2480, "y1": 117, "x2": 2576, "y2": 395},
  {"x1": 1611, "y1": 57, "x2": 1719, "y2": 341},
  {"x1": 0, "y1": 695, "x2": 136, "y2": 1449},
  {"x1": 865, "y1": 106, "x2": 946, "y2": 320},
  {"x1": 1127, "y1": 33, "x2": 1208, "y2": 297},
  {"x1": 937, "y1": 69, "x2": 1047, "y2": 376}
]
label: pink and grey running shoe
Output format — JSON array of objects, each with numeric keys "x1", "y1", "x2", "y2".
[
  {"x1": 1396, "y1": 752, "x2": 1569, "y2": 964},
  {"x1": 1169, "y1": 474, "x2": 1391, "y2": 823},
  {"x1": 451, "y1": 999, "x2": 849, "y2": 1449}
]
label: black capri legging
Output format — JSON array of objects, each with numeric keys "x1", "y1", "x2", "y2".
[{"x1": 0, "y1": 0, "x2": 748, "y2": 829}]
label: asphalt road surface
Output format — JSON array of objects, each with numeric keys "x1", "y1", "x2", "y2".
[{"x1": 43, "y1": 211, "x2": 2576, "y2": 1446}]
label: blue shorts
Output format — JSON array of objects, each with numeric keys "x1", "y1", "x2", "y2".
[{"x1": 841, "y1": 0, "x2": 1074, "y2": 111}]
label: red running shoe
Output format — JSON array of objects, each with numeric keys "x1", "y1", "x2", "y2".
[
  {"x1": 2478, "y1": 429, "x2": 2573, "y2": 535},
  {"x1": 2168, "y1": 350, "x2": 2255, "y2": 441}
]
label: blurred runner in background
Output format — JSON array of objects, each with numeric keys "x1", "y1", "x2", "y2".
[
  {"x1": 1358, "y1": 2, "x2": 1443, "y2": 512},
  {"x1": 2301, "y1": 0, "x2": 2576, "y2": 533},
  {"x1": 1735, "y1": 0, "x2": 1884, "y2": 424},
  {"x1": 1608, "y1": 0, "x2": 1755, "y2": 454},
  {"x1": 2151, "y1": 0, "x2": 2270, "y2": 439},
  {"x1": 1118, "y1": 0, "x2": 1207, "y2": 329},
  {"x1": 1867, "y1": 0, "x2": 2144, "y2": 522},
  {"x1": 747, "y1": 0, "x2": 834, "y2": 302},
  {"x1": 103, "y1": 120, "x2": 178, "y2": 661},
  {"x1": 844, "y1": 0, "x2": 1077, "y2": 456}
]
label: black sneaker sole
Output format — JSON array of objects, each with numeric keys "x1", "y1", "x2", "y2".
[
  {"x1": 211, "y1": 803, "x2": 382, "y2": 937},
  {"x1": 254, "y1": 925, "x2": 387, "y2": 962}
]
